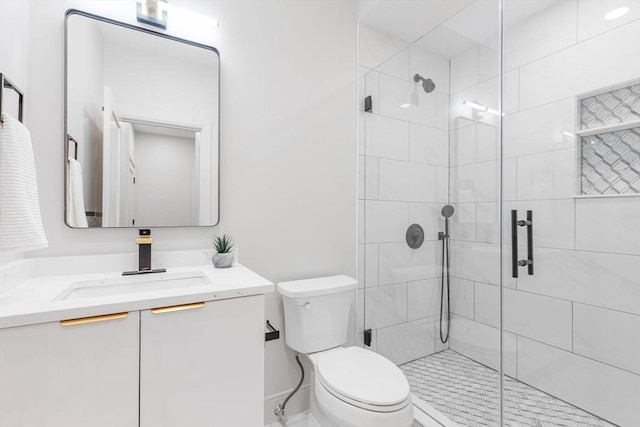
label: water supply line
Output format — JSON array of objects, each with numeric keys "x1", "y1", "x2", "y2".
[
  {"x1": 439, "y1": 205, "x2": 454, "y2": 343},
  {"x1": 274, "y1": 353, "x2": 305, "y2": 426}
]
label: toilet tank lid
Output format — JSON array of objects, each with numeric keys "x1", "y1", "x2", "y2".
[{"x1": 277, "y1": 275, "x2": 358, "y2": 298}]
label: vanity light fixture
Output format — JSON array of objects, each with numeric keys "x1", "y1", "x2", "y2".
[
  {"x1": 463, "y1": 100, "x2": 500, "y2": 116},
  {"x1": 137, "y1": 0, "x2": 168, "y2": 30},
  {"x1": 463, "y1": 101, "x2": 488, "y2": 111},
  {"x1": 137, "y1": 0, "x2": 219, "y2": 30},
  {"x1": 604, "y1": 7, "x2": 629, "y2": 20}
]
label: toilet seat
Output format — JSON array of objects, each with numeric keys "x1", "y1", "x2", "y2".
[{"x1": 316, "y1": 347, "x2": 411, "y2": 412}]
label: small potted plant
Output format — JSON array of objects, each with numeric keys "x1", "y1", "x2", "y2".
[{"x1": 212, "y1": 234, "x2": 235, "y2": 268}]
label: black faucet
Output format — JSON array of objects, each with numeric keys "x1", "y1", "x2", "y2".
[
  {"x1": 137, "y1": 229, "x2": 153, "y2": 271},
  {"x1": 122, "y1": 229, "x2": 166, "y2": 275}
]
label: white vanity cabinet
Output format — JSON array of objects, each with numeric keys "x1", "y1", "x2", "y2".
[
  {"x1": 0, "y1": 311, "x2": 140, "y2": 427},
  {"x1": 0, "y1": 293, "x2": 266, "y2": 427},
  {"x1": 140, "y1": 295, "x2": 265, "y2": 427}
]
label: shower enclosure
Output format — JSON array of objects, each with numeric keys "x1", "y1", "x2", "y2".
[{"x1": 357, "y1": 1, "x2": 639, "y2": 426}]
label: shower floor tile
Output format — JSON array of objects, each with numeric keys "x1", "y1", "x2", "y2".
[{"x1": 401, "y1": 350, "x2": 616, "y2": 427}]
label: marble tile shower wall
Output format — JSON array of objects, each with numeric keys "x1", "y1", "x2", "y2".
[
  {"x1": 446, "y1": 3, "x2": 640, "y2": 426},
  {"x1": 358, "y1": 24, "x2": 450, "y2": 365}
]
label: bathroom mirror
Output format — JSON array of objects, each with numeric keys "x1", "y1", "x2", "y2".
[{"x1": 64, "y1": 10, "x2": 219, "y2": 228}]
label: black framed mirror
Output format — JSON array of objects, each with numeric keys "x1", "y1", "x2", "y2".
[{"x1": 64, "y1": 9, "x2": 219, "y2": 228}]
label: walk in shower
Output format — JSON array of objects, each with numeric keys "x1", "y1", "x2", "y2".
[{"x1": 357, "y1": 1, "x2": 639, "y2": 426}]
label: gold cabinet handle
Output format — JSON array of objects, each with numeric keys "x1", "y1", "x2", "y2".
[
  {"x1": 60, "y1": 312, "x2": 128, "y2": 326},
  {"x1": 151, "y1": 301, "x2": 205, "y2": 314}
]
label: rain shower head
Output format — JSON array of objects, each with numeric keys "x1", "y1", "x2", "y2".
[
  {"x1": 414, "y1": 74, "x2": 436, "y2": 93},
  {"x1": 441, "y1": 204, "x2": 455, "y2": 218}
]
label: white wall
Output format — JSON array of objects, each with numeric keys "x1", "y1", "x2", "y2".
[
  {"x1": 2, "y1": 0, "x2": 357, "y2": 420},
  {"x1": 134, "y1": 132, "x2": 195, "y2": 226}
]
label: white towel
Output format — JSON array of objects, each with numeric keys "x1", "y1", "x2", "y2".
[
  {"x1": 0, "y1": 113, "x2": 48, "y2": 252},
  {"x1": 66, "y1": 158, "x2": 88, "y2": 228}
]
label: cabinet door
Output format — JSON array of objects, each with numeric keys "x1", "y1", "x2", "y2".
[
  {"x1": 140, "y1": 295, "x2": 264, "y2": 427},
  {"x1": 0, "y1": 311, "x2": 139, "y2": 427}
]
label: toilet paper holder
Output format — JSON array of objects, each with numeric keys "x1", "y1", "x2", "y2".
[{"x1": 265, "y1": 320, "x2": 280, "y2": 342}]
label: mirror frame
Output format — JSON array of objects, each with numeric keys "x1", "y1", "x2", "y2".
[{"x1": 63, "y1": 9, "x2": 220, "y2": 228}]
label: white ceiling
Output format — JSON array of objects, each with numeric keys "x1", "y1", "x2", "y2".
[
  {"x1": 132, "y1": 122, "x2": 196, "y2": 139},
  {"x1": 359, "y1": 0, "x2": 474, "y2": 45},
  {"x1": 360, "y1": 0, "x2": 559, "y2": 59},
  {"x1": 414, "y1": 0, "x2": 499, "y2": 58}
]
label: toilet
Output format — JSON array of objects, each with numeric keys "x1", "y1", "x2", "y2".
[{"x1": 278, "y1": 275, "x2": 414, "y2": 427}]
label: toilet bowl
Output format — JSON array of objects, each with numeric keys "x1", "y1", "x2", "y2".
[
  {"x1": 309, "y1": 346, "x2": 414, "y2": 427},
  {"x1": 278, "y1": 276, "x2": 414, "y2": 427}
]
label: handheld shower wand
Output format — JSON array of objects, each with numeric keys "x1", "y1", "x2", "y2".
[
  {"x1": 441, "y1": 204, "x2": 454, "y2": 237},
  {"x1": 439, "y1": 205, "x2": 454, "y2": 344}
]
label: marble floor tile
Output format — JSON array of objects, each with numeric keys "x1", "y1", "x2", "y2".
[{"x1": 401, "y1": 350, "x2": 616, "y2": 427}]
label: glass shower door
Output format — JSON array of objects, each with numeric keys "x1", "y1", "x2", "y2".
[
  {"x1": 501, "y1": 1, "x2": 640, "y2": 426},
  {"x1": 358, "y1": 1, "x2": 503, "y2": 425},
  {"x1": 359, "y1": 1, "x2": 639, "y2": 425}
]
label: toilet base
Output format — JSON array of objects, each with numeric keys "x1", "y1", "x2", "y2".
[{"x1": 309, "y1": 375, "x2": 340, "y2": 427}]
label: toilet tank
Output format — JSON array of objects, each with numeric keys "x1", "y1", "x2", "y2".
[{"x1": 277, "y1": 275, "x2": 358, "y2": 354}]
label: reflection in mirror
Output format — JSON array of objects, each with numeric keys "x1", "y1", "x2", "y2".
[{"x1": 65, "y1": 10, "x2": 219, "y2": 228}]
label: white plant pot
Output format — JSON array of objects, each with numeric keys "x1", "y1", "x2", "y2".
[{"x1": 212, "y1": 252, "x2": 234, "y2": 268}]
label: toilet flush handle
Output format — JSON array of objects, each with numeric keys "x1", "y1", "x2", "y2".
[{"x1": 301, "y1": 302, "x2": 311, "y2": 310}]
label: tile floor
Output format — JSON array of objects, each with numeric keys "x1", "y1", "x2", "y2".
[
  {"x1": 401, "y1": 350, "x2": 617, "y2": 427},
  {"x1": 265, "y1": 411, "x2": 425, "y2": 427}
]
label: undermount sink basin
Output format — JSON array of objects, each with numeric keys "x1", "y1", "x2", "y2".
[{"x1": 55, "y1": 271, "x2": 213, "y2": 301}]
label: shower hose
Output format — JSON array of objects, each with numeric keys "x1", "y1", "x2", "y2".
[{"x1": 440, "y1": 229, "x2": 450, "y2": 344}]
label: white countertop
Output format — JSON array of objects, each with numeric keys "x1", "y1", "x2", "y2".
[{"x1": 0, "y1": 258, "x2": 274, "y2": 329}]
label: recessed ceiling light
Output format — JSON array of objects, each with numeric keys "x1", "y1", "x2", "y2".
[{"x1": 605, "y1": 7, "x2": 629, "y2": 20}]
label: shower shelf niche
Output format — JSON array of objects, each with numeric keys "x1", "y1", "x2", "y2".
[{"x1": 578, "y1": 81, "x2": 640, "y2": 196}]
